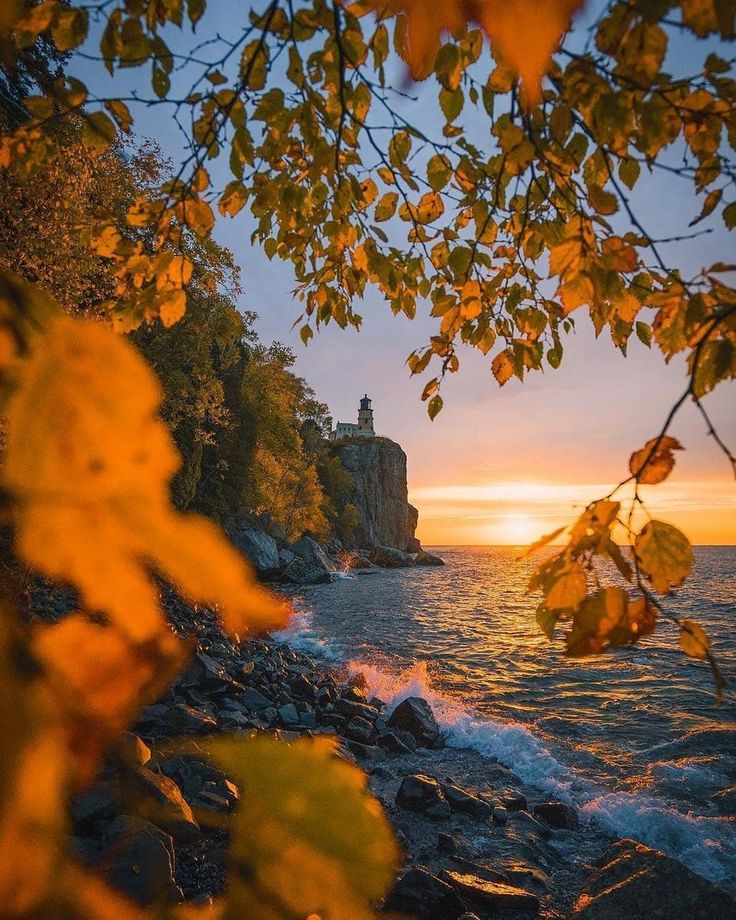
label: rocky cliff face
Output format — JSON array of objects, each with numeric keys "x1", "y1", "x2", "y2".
[{"x1": 334, "y1": 437, "x2": 420, "y2": 551}]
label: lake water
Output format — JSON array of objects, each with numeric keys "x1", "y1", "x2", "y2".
[{"x1": 278, "y1": 546, "x2": 736, "y2": 890}]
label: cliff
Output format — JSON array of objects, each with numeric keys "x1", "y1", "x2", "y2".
[{"x1": 333, "y1": 436, "x2": 420, "y2": 552}]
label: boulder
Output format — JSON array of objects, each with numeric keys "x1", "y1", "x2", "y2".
[
  {"x1": 369, "y1": 544, "x2": 415, "y2": 568},
  {"x1": 396, "y1": 774, "x2": 451, "y2": 820},
  {"x1": 533, "y1": 801, "x2": 578, "y2": 830},
  {"x1": 122, "y1": 767, "x2": 200, "y2": 842},
  {"x1": 163, "y1": 703, "x2": 217, "y2": 736},
  {"x1": 443, "y1": 871, "x2": 540, "y2": 912},
  {"x1": 241, "y1": 686, "x2": 274, "y2": 711},
  {"x1": 572, "y1": 839, "x2": 736, "y2": 919},
  {"x1": 384, "y1": 867, "x2": 466, "y2": 919},
  {"x1": 388, "y1": 697, "x2": 442, "y2": 748},
  {"x1": 413, "y1": 550, "x2": 445, "y2": 566},
  {"x1": 440, "y1": 782, "x2": 492, "y2": 820},
  {"x1": 282, "y1": 536, "x2": 333, "y2": 584},
  {"x1": 117, "y1": 732, "x2": 151, "y2": 766},
  {"x1": 100, "y1": 816, "x2": 182, "y2": 905},
  {"x1": 229, "y1": 526, "x2": 281, "y2": 576},
  {"x1": 71, "y1": 780, "x2": 119, "y2": 831}
]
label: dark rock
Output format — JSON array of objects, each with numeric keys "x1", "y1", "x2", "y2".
[
  {"x1": 241, "y1": 687, "x2": 274, "y2": 711},
  {"x1": 438, "y1": 832, "x2": 460, "y2": 854},
  {"x1": 413, "y1": 550, "x2": 445, "y2": 566},
  {"x1": 117, "y1": 732, "x2": 151, "y2": 766},
  {"x1": 388, "y1": 697, "x2": 442, "y2": 748},
  {"x1": 533, "y1": 801, "x2": 578, "y2": 830},
  {"x1": 228, "y1": 526, "x2": 281, "y2": 576},
  {"x1": 396, "y1": 774, "x2": 451, "y2": 819},
  {"x1": 163, "y1": 703, "x2": 217, "y2": 735},
  {"x1": 278, "y1": 702, "x2": 300, "y2": 726},
  {"x1": 282, "y1": 536, "x2": 333, "y2": 584},
  {"x1": 440, "y1": 782, "x2": 492, "y2": 820},
  {"x1": 443, "y1": 871, "x2": 540, "y2": 912},
  {"x1": 492, "y1": 805, "x2": 508, "y2": 825},
  {"x1": 335, "y1": 698, "x2": 378, "y2": 720},
  {"x1": 345, "y1": 715, "x2": 376, "y2": 744},
  {"x1": 100, "y1": 815, "x2": 182, "y2": 905},
  {"x1": 343, "y1": 740, "x2": 387, "y2": 763},
  {"x1": 122, "y1": 767, "x2": 200, "y2": 842},
  {"x1": 384, "y1": 866, "x2": 467, "y2": 919},
  {"x1": 376, "y1": 731, "x2": 414, "y2": 755},
  {"x1": 71, "y1": 781, "x2": 119, "y2": 830},
  {"x1": 498, "y1": 789, "x2": 528, "y2": 810},
  {"x1": 369, "y1": 544, "x2": 415, "y2": 568},
  {"x1": 158, "y1": 757, "x2": 239, "y2": 811},
  {"x1": 572, "y1": 839, "x2": 736, "y2": 919}
]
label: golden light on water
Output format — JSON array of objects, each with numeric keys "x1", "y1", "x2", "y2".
[{"x1": 493, "y1": 513, "x2": 542, "y2": 546}]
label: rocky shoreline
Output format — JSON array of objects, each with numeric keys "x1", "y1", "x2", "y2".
[{"x1": 63, "y1": 586, "x2": 735, "y2": 919}]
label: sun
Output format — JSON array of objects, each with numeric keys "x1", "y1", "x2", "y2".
[{"x1": 495, "y1": 513, "x2": 541, "y2": 546}]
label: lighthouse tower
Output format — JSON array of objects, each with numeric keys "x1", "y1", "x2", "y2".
[{"x1": 357, "y1": 394, "x2": 374, "y2": 436}]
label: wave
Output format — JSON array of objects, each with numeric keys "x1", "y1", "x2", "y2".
[{"x1": 275, "y1": 607, "x2": 736, "y2": 888}]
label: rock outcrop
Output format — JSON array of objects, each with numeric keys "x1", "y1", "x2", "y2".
[{"x1": 333, "y1": 437, "x2": 418, "y2": 551}]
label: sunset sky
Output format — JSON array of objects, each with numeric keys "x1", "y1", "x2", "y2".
[{"x1": 76, "y1": 5, "x2": 736, "y2": 546}]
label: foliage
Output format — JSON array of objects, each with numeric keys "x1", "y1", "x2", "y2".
[
  {"x1": 1, "y1": 0, "x2": 735, "y2": 914},
  {"x1": 240, "y1": 343, "x2": 331, "y2": 540}
]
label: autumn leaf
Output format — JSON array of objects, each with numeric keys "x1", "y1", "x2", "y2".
[
  {"x1": 629, "y1": 435, "x2": 684, "y2": 484},
  {"x1": 566, "y1": 586, "x2": 630, "y2": 656},
  {"x1": 491, "y1": 348, "x2": 514, "y2": 385},
  {"x1": 546, "y1": 559, "x2": 587, "y2": 610},
  {"x1": 209, "y1": 735, "x2": 399, "y2": 920},
  {"x1": 635, "y1": 520, "x2": 693, "y2": 594},
  {"x1": 1, "y1": 300, "x2": 289, "y2": 642},
  {"x1": 679, "y1": 619, "x2": 710, "y2": 659}
]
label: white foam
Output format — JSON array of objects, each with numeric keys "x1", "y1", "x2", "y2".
[{"x1": 275, "y1": 608, "x2": 736, "y2": 887}]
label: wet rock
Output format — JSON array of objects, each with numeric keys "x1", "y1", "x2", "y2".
[
  {"x1": 71, "y1": 780, "x2": 119, "y2": 831},
  {"x1": 343, "y1": 740, "x2": 387, "y2": 763},
  {"x1": 377, "y1": 731, "x2": 414, "y2": 755},
  {"x1": 241, "y1": 687, "x2": 273, "y2": 711},
  {"x1": 282, "y1": 536, "x2": 333, "y2": 584},
  {"x1": 278, "y1": 702, "x2": 300, "y2": 726},
  {"x1": 572, "y1": 839, "x2": 736, "y2": 919},
  {"x1": 492, "y1": 805, "x2": 508, "y2": 825},
  {"x1": 164, "y1": 703, "x2": 217, "y2": 736},
  {"x1": 335, "y1": 698, "x2": 379, "y2": 720},
  {"x1": 117, "y1": 732, "x2": 151, "y2": 766},
  {"x1": 443, "y1": 871, "x2": 540, "y2": 912},
  {"x1": 369, "y1": 544, "x2": 415, "y2": 568},
  {"x1": 440, "y1": 781, "x2": 492, "y2": 820},
  {"x1": 498, "y1": 789, "x2": 528, "y2": 810},
  {"x1": 533, "y1": 801, "x2": 578, "y2": 830},
  {"x1": 396, "y1": 774, "x2": 451, "y2": 820},
  {"x1": 345, "y1": 715, "x2": 376, "y2": 744},
  {"x1": 388, "y1": 697, "x2": 442, "y2": 749},
  {"x1": 228, "y1": 525, "x2": 281, "y2": 577},
  {"x1": 100, "y1": 815, "x2": 182, "y2": 905},
  {"x1": 122, "y1": 767, "x2": 200, "y2": 842},
  {"x1": 413, "y1": 550, "x2": 445, "y2": 566},
  {"x1": 384, "y1": 866, "x2": 466, "y2": 919}
]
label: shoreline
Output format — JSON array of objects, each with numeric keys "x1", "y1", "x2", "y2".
[{"x1": 60, "y1": 581, "x2": 736, "y2": 918}]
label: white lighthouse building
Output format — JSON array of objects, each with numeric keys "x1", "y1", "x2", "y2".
[{"x1": 330, "y1": 395, "x2": 376, "y2": 441}]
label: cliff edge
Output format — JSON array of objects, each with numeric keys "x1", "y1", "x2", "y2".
[{"x1": 333, "y1": 436, "x2": 420, "y2": 553}]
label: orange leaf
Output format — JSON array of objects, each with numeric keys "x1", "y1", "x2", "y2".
[{"x1": 629, "y1": 435, "x2": 683, "y2": 484}]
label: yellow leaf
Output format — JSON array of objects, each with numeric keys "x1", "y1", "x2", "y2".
[
  {"x1": 1, "y1": 305, "x2": 289, "y2": 642},
  {"x1": 546, "y1": 560, "x2": 587, "y2": 610},
  {"x1": 566, "y1": 586, "x2": 631, "y2": 656},
  {"x1": 679, "y1": 619, "x2": 710, "y2": 659},
  {"x1": 459, "y1": 279, "x2": 482, "y2": 319},
  {"x1": 635, "y1": 520, "x2": 693, "y2": 594},
  {"x1": 629, "y1": 435, "x2": 683, "y2": 484},
  {"x1": 209, "y1": 736, "x2": 399, "y2": 920},
  {"x1": 158, "y1": 289, "x2": 187, "y2": 327},
  {"x1": 491, "y1": 348, "x2": 514, "y2": 385}
]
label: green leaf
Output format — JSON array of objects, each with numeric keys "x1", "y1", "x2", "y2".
[
  {"x1": 208, "y1": 736, "x2": 398, "y2": 920},
  {"x1": 439, "y1": 87, "x2": 464, "y2": 123},
  {"x1": 82, "y1": 111, "x2": 117, "y2": 154},
  {"x1": 635, "y1": 520, "x2": 692, "y2": 594},
  {"x1": 427, "y1": 394, "x2": 443, "y2": 420},
  {"x1": 635, "y1": 321, "x2": 652, "y2": 347},
  {"x1": 427, "y1": 154, "x2": 452, "y2": 191},
  {"x1": 52, "y1": 8, "x2": 88, "y2": 51},
  {"x1": 723, "y1": 201, "x2": 736, "y2": 229},
  {"x1": 618, "y1": 157, "x2": 640, "y2": 190}
]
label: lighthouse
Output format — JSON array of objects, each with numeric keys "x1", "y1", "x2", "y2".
[
  {"x1": 358, "y1": 394, "x2": 374, "y2": 434},
  {"x1": 329, "y1": 395, "x2": 377, "y2": 440}
]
